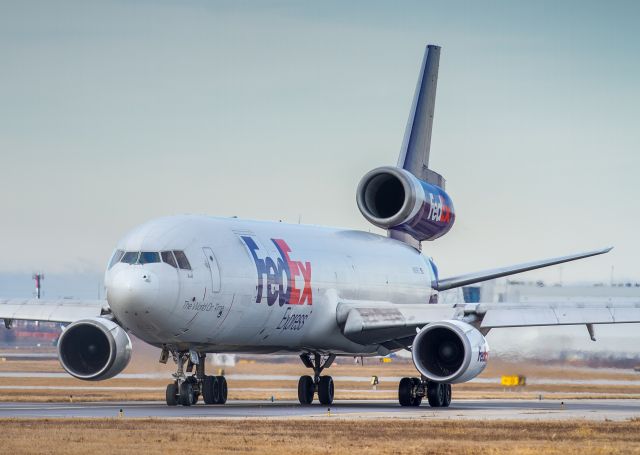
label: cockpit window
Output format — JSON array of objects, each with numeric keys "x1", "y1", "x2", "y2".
[
  {"x1": 139, "y1": 251, "x2": 160, "y2": 264},
  {"x1": 173, "y1": 250, "x2": 191, "y2": 270},
  {"x1": 161, "y1": 251, "x2": 178, "y2": 268},
  {"x1": 119, "y1": 250, "x2": 181, "y2": 267},
  {"x1": 120, "y1": 251, "x2": 140, "y2": 264},
  {"x1": 108, "y1": 249, "x2": 125, "y2": 269}
]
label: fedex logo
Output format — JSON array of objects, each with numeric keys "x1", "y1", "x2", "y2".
[
  {"x1": 241, "y1": 236, "x2": 312, "y2": 306},
  {"x1": 427, "y1": 193, "x2": 452, "y2": 223},
  {"x1": 477, "y1": 348, "x2": 489, "y2": 363}
]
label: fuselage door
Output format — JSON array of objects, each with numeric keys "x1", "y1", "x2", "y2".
[{"x1": 202, "y1": 247, "x2": 221, "y2": 293}]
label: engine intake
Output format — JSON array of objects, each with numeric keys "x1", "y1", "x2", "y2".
[
  {"x1": 57, "y1": 317, "x2": 132, "y2": 381},
  {"x1": 412, "y1": 320, "x2": 489, "y2": 384},
  {"x1": 356, "y1": 166, "x2": 455, "y2": 241}
]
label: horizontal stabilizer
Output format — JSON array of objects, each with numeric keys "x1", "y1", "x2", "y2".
[{"x1": 434, "y1": 247, "x2": 613, "y2": 291}]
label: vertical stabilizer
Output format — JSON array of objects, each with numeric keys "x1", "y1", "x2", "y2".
[{"x1": 396, "y1": 44, "x2": 444, "y2": 188}]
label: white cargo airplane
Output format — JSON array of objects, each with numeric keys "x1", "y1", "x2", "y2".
[{"x1": 2, "y1": 45, "x2": 639, "y2": 408}]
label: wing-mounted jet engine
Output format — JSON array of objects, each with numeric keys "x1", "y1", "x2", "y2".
[
  {"x1": 357, "y1": 45, "x2": 453, "y2": 248},
  {"x1": 412, "y1": 320, "x2": 488, "y2": 384},
  {"x1": 57, "y1": 317, "x2": 132, "y2": 380}
]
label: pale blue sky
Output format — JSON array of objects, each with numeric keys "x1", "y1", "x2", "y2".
[{"x1": 1, "y1": 0, "x2": 639, "y2": 287}]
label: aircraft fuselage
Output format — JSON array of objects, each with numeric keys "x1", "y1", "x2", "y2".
[{"x1": 105, "y1": 215, "x2": 437, "y2": 356}]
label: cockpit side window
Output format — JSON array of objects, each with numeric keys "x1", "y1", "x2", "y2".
[
  {"x1": 139, "y1": 251, "x2": 160, "y2": 264},
  {"x1": 108, "y1": 250, "x2": 125, "y2": 269},
  {"x1": 121, "y1": 251, "x2": 140, "y2": 264},
  {"x1": 161, "y1": 251, "x2": 178, "y2": 268},
  {"x1": 173, "y1": 250, "x2": 191, "y2": 270}
]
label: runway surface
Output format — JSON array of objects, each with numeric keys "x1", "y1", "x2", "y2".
[
  {"x1": 0, "y1": 399, "x2": 638, "y2": 420},
  {"x1": 2, "y1": 371, "x2": 640, "y2": 386}
]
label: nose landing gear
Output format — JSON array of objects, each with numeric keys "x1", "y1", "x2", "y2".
[
  {"x1": 398, "y1": 376, "x2": 451, "y2": 408},
  {"x1": 164, "y1": 350, "x2": 228, "y2": 406},
  {"x1": 297, "y1": 353, "x2": 336, "y2": 405}
]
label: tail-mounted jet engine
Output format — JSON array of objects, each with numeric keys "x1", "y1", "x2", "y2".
[
  {"x1": 411, "y1": 320, "x2": 489, "y2": 384},
  {"x1": 356, "y1": 166, "x2": 455, "y2": 241},
  {"x1": 57, "y1": 317, "x2": 132, "y2": 381}
]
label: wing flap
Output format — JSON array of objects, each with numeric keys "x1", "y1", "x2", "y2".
[
  {"x1": 0, "y1": 298, "x2": 107, "y2": 324},
  {"x1": 337, "y1": 302, "x2": 458, "y2": 344}
]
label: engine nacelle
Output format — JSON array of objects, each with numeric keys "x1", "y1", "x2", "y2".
[
  {"x1": 412, "y1": 320, "x2": 489, "y2": 384},
  {"x1": 57, "y1": 317, "x2": 132, "y2": 381},
  {"x1": 356, "y1": 166, "x2": 455, "y2": 241}
]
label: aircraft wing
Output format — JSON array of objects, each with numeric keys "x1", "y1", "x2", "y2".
[
  {"x1": 0, "y1": 298, "x2": 107, "y2": 325},
  {"x1": 470, "y1": 301, "x2": 640, "y2": 328},
  {"x1": 434, "y1": 247, "x2": 612, "y2": 291},
  {"x1": 337, "y1": 300, "x2": 640, "y2": 347}
]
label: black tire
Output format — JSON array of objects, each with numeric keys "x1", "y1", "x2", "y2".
[
  {"x1": 213, "y1": 376, "x2": 222, "y2": 404},
  {"x1": 185, "y1": 376, "x2": 199, "y2": 405},
  {"x1": 179, "y1": 381, "x2": 194, "y2": 407},
  {"x1": 398, "y1": 377, "x2": 414, "y2": 406},
  {"x1": 410, "y1": 377, "x2": 423, "y2": 407},
  {"x1": 427, "y1": 382, "x2": 445, "y2": 408},
  {"x1": 297, "y1": 375, "x2": 314, "y2": 405},
  {"x1": 165, "y1": 382, "x2": 178, "y2": 406},
  {"x1": 318, "y1": 376, "x2": 334, "y2": 405},
  {"x1": 203, "y1": 376, "x2": 216, "y2": 404},
  {"x1": 442, "y1": 383, "x2": 452, "y2": 408},
  {"x1": 217, "y1": 376, "x2": 228, "y2": 404}
]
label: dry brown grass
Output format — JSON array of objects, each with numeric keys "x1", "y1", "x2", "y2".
[{"x1": 1, "y1": 418, "x2": 639, "y2": 454}]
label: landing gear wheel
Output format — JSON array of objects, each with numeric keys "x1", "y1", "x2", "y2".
[
  {"x1": 297, "y1": 353, "x2": 336, "y2": 406},
  {"x1": 442, "y1": 383, "x2": 452, "y2": 407},
  {"x1": 186, "y1": 376, "x2": 199, "y2": 404},
  {"x1": 212, "y1": 376, "x2": 221, "y2": 404},
  {"x1": 398, "y1": 377, "x2": 415, "y2": 406},
  {"x1": 203, "y1": 376, "x2": 217, "y2": 404},
  {"x1": 318, "y1": 376, "x2": 334, "y2": 405},
  {"x1": 217, "y1": 376, "x2": 228, "y2": 404},
  {"x1": 427, "y1": 382, "x2": 445, "y2": 408},
  {"x1": 410, "y1": 377, "x2": 422, "y2": 406},
  {"x1": 179, "y1": 380, "x2": 194, "y2": 406},
  {"x1": 166, "y1": 382, "x2": 178, "y2": 406},
  {"x1": 298, "y1": 375, "x2": 314, "y2": 405}
]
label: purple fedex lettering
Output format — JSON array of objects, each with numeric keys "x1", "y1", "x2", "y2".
[
  {"x1": 242, "y1": 236, "x2": 268, "y2": 304},
  {"x1": 241, "y1": 236, "x2": 312, "y2": 306}
]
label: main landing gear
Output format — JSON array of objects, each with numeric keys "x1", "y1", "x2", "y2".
[
  {"x1": 398, "y1": 377, "x2": 451, "y2": 408},
  {"x1": 297, "y1": 353, "x2": 336, "y2": 405},
  {"x1": 164, "y1": 350, "x2": 228, "y2": 407}
]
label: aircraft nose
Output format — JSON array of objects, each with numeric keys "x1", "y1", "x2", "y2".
[{"x1": 107, "y1": 268, "x2": 159, "y2": 315}]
